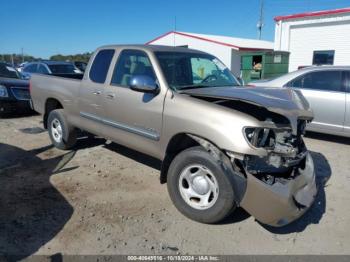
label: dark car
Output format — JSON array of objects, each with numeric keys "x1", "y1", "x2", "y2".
[
  {"x1": 0, "y1": 62, "x2": 32, "y2": 116},
  {"x1": 22, "y1": 61, "x2": 83, "y2": 79},
  {"x1": 74, "y1": 61, "x2": 87, "y2": 72}
]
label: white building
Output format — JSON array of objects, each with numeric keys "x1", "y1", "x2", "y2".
[
  {"x1": 146, "y1": 31, "x2": 274, "y2": 75},
  {"x1": 274, "y1": 7, "x2": 350, "y2": 72}
]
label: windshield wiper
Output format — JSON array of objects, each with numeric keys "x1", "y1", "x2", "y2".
[{"x1": 177, "y1": 85, "x2": 211, "y2": 91}]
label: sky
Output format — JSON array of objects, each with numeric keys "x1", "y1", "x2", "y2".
[{"x1": 1, "y1": 0, "x2": 350, "y2": 58}]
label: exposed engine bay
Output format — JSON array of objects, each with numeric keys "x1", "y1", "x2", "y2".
[{"x1": 183, "y1": 87, "x2": 317, "y2": 226}]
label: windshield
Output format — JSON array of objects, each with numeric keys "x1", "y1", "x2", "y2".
[
  {"x1": 155, "y1": 51, "x2": 240, "y2": 90},
  {"x1": 48, "y1": 64, "x2": 78, "y2": 74},
  {"x1": 0, "y1": 63, "x2": 21, "y2": 79}
]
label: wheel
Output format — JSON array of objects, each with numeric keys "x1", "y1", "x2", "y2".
[
  {"x1": 47, "y1": 109, "x2": 77, "y2": 150},
  {"x1": 167, "y1": 146, "x2": 237, "y2": 224}
]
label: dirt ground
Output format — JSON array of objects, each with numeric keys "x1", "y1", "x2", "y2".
[{"x1": 1, "y1": 114, "x2": 350, "y2": 259}]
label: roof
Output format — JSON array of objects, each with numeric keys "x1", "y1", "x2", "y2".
[
  {"x1": 146, "y1": 31, "x2": 274, "y2": 51},
  {"x1": 97, "y1": 44, "x2": 209, "y2": 54},
  {"x1": 274, "y1": 7, "x2": 350, "y2": 22},
  {"x1": 25, "y1": 60, "x2": 74, "y2": 65},
  {"x1": 40, "y1": 60, "x2": 74, "y2": 65}
]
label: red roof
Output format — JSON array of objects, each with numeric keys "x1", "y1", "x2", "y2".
[
  {"x1": 274, "y1": 7, "x2": 350, "y2": 22},
  {"x1": 145, "y1": 31, "x2": 273, "y2": 51}
]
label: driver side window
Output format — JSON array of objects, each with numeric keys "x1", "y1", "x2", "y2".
[{"x1": 111, "y1": 50, "x2": 156, "y2": 87}]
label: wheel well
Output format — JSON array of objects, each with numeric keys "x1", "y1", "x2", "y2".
[
  {"x1": 44, "y1": 98, "x2": 63, "y2": 129},
  {"x1": 160, "y1": 133, "x2": 199, "y2": 184}
]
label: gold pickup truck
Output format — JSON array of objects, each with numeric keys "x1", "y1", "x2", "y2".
[{"x1": 30, "y1": 45, "x2": 317, "y2": 227}]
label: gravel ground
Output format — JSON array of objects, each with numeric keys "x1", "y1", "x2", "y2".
[{"x1": 0, "y1": 114, "x2": 350, "y2": 259}]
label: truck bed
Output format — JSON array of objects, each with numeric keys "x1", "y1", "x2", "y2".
[
  {"x1": 30, "y1": 73, "x2": 81, "y2": 116},
  {"x1": 50, "y1": 73, "x2": 84, "y2": 80}
]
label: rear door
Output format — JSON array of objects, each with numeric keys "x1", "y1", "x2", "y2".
[
  {"x1": 287, "y1": 70, "x2": 346, "y2": 133},
  {"x1": 78, "y1": 49, "x2": 115, "y2": 135}
]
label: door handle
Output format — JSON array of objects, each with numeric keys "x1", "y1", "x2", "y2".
[
  {"x1": 92, "y1": 91, "x2": 102, "y2": 95},
  {"x1": 106, "y1": 93, "x2": 116, "y2": 99}
]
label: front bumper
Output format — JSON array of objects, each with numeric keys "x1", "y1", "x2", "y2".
[
  {"x1": 240, "y1": 152, "x2": 317, "y2": 227},
  {"x1": 0, "y1": 100, "x2": 32, "y2": 114}
]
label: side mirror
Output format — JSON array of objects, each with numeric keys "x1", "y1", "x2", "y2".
[{"x1": 130, "y1": 75, "x2": 159, "y2": 94}]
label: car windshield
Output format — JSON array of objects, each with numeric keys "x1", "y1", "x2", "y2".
[
  {"x1": 0, "y1": 63, "x2": 21, "y2": 79},
  {"x1": 155, "y1": 51, "x2": 240, "y2": 90},
  {"x1": 48, "y1": 64, "x2": 78, "y2": 74}
]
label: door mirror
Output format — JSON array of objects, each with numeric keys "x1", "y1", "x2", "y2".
[{"x1": 129, "y1": 75, "x2": 159, "y2": 94}]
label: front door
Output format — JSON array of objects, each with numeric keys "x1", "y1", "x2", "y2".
[{"x1": 101, "y1": 49, "x2": 165, "y2": 157}]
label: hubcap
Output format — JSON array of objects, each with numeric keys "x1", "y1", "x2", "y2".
[
  {"x1": 51, "y1": 118, "x2": 63, "y2": 143},
  {"x1": 178, "y1": 164, "x2": 219, "y2": 210}
]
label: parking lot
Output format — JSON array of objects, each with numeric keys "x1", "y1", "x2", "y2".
[{"x1": 1, "y1": 113, "x2": 350, "y2": 259}]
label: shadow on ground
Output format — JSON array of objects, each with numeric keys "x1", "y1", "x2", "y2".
[
  {"x1": 0, "y1": 143, "x2": 76, "y2": 260},
  {"x1": 262, "y1": 151, "x2": 331, "y2": 234},
  {"x1": 0, "y1": 110, "x2": 37, "y2": 119},
  {"x1": 103, "y1": 142, "x2": 162, "y2": 171}
]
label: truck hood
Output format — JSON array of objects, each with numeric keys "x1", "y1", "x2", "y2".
[{"x1": 181, "y1": 86, "x2": 313, "y2": 134}]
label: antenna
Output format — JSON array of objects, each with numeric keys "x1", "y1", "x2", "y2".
[{"x1": 257, "y1": 0, "x2": 264, "y2": 39}]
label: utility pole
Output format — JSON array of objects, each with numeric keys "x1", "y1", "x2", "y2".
[
  {"x1": 173, "y1": 16, "x2": 177, "y2": 47},
  {"x1": 21, "y1": 48, "x2": 24, "y2": 63},
  {"x1": 257, "y1": 0, "x2": 264, "y2": 40}
]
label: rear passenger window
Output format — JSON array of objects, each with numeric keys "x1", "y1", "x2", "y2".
[
  {"x1": 38, "y1": 64, "x2": 49, "y2": 74},
  {"x1": 289, "y1": 71, "x2": 343, "y2": 92},
  {"x1": 24, "y1": 64, "x2": 38, "y2": 73},
  {"x1": 111, "y1": 50, "x2": 156, "y2": 86},
  {"x1": 89, "y1": 49, "x2": 115, "y2": 84}
]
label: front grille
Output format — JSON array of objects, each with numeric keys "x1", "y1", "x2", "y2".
[{"x1": 10, "y1": 87, "x2": 30, "y2": 101}]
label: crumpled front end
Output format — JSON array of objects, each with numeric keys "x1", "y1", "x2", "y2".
[
  {"x1": 240, "y1": 152, "x2": 317, "y2": 226},
  {"x1": 235, "y1": 120, "x2": 317, "y2": 226}
]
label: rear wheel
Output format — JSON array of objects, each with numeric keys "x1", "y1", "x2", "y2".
[
  {"x1": 167, "y1": 146, "x2": 237, "y2": 223},
  {"x1": 47, "y1": 109, "x2": 77, "y2": 150}
]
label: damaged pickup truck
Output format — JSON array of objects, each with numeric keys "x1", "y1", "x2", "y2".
[{"x1": 30, "y1": 45, "x2": 317, "y2": 227}]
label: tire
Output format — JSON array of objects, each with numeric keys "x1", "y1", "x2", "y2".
[
  {"x1": 167, "y1": 146, "x2": 237, "y2": 224},
  {"x1": 47, "y1": 109, "x2": 77, "y2": 150}
]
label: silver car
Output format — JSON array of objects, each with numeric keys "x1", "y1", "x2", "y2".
[{"x1": 250, "y1": 66, "x2": 350, "y2": 137}]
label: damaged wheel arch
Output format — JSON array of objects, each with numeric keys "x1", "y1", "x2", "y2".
[{"x1": 161, "y1": 133, "x2": 247, "y2": 205}]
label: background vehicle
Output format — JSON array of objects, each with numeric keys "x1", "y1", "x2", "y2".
[
  {"x1": 250, "y1": 66, "x2": 350, "y2": 137},
  {"x1": 74, "y1": 61, "x2": 87, "y2": 72},
  {"x1": 0, "y1": 62, "x2": 31, "y2": 116},
  {"x1": 16, "y1": 62, "x2": 28, "y2": 72},
  {"x1": 30, "y1": 45, "x2": 316, "y2": 227},
  {"x1": 22, "y1": 61, "x2": 83, "y2": 79}
]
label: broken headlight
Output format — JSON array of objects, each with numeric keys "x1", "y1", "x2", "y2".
[
  {"x1": 244, "y1": 126, "x2": 299, "y2": 158},
  {"x1": 244, "y1": 127, "x2": 277, "y2": 149}
]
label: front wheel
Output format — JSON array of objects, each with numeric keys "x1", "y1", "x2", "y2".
[
  {"x1": 167, "y1": 146, "x2": 237, "y2": 224},
  {"x1": 47, "y1": 109, "x2": 77, "y2": 150}
]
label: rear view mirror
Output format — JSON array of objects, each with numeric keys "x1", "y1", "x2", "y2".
[{"x1": 129, "y1": 75, "x2": 159, "y2": 94}]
